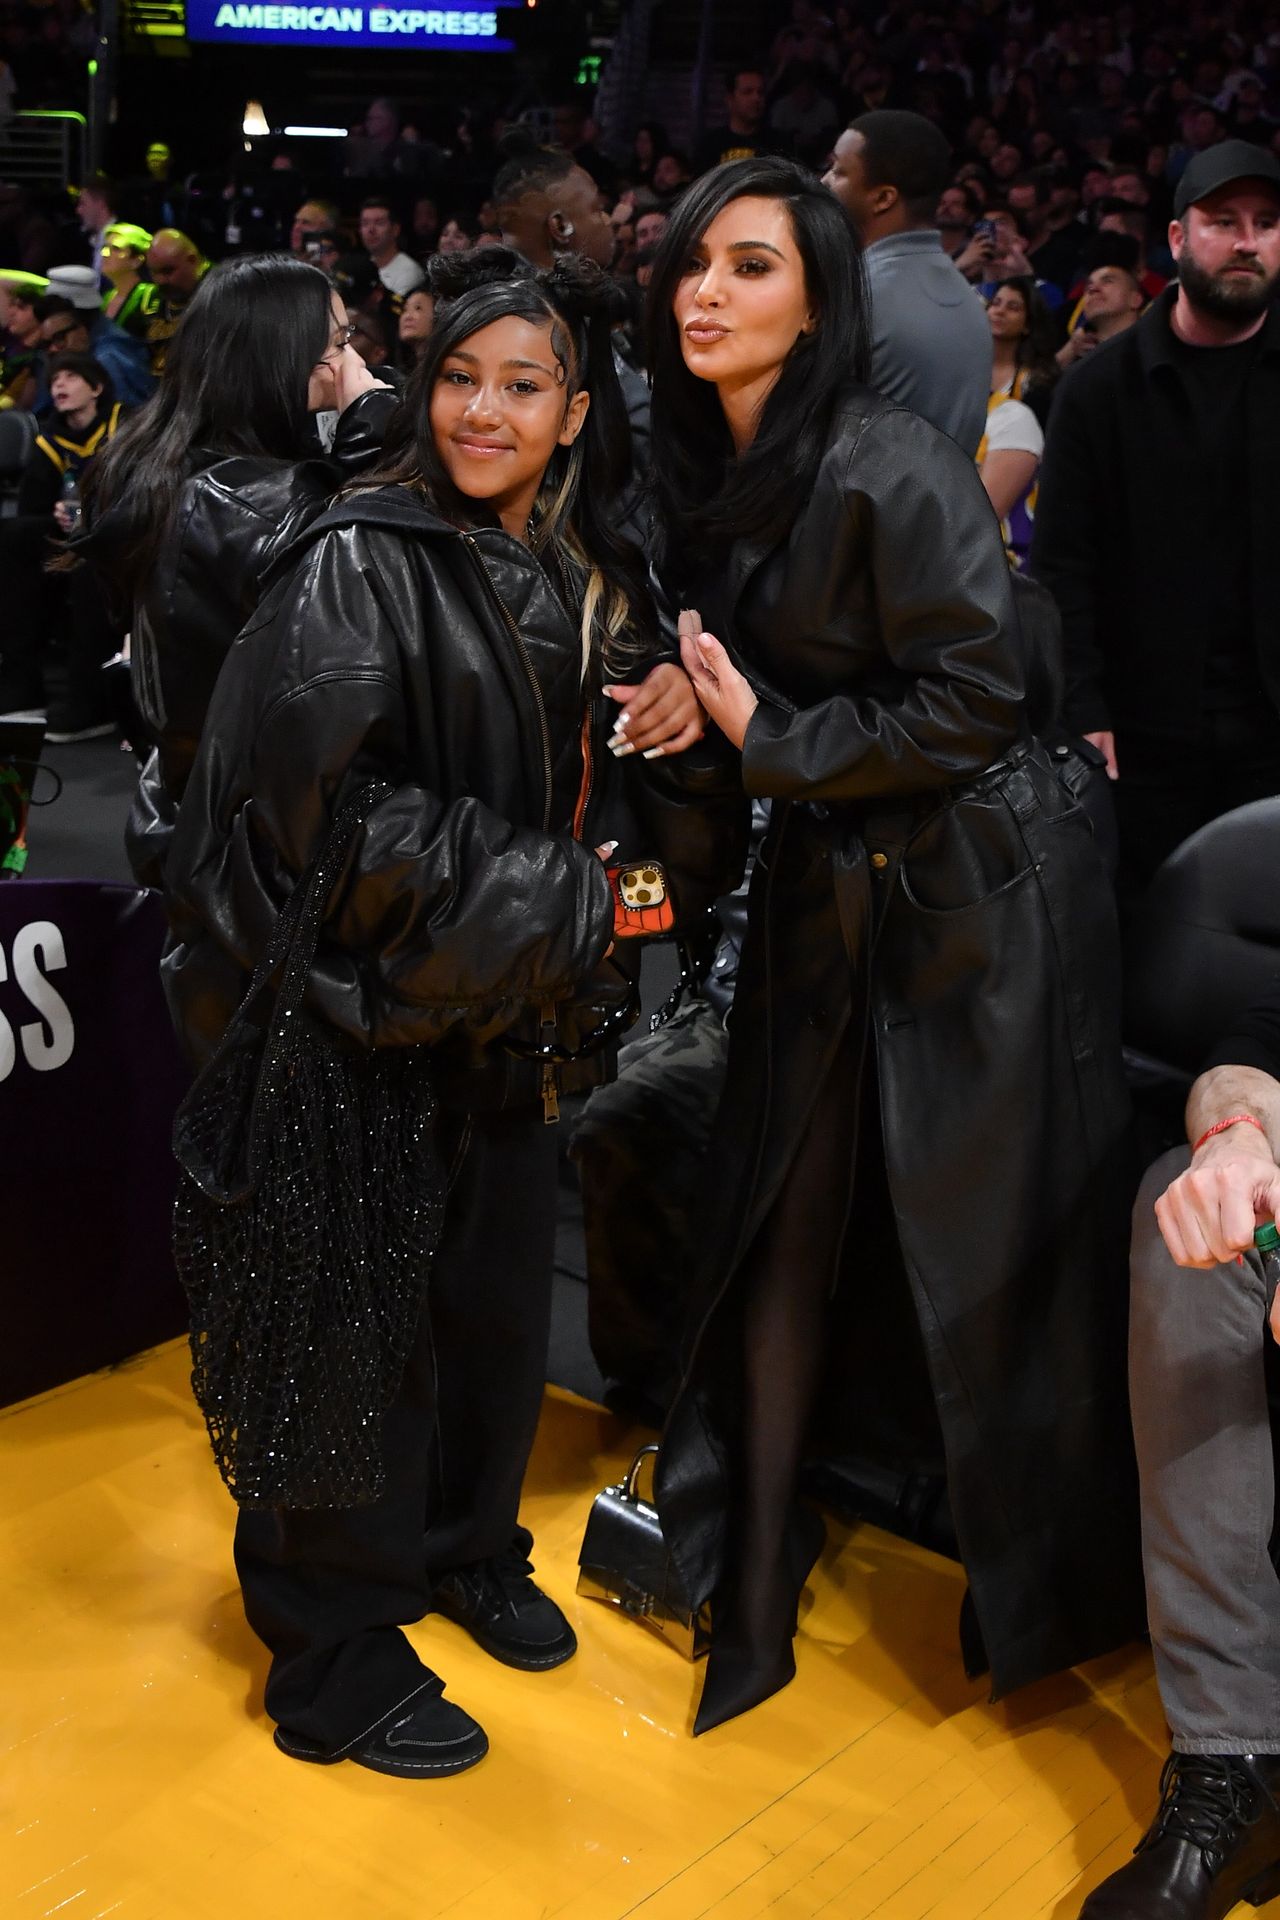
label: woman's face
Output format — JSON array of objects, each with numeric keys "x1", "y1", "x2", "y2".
[
  {"x1": 635, "y1": 127, "x2": 655, "y2": 168},
  {"x1": 438, "y1": 219, "x2": 473, "y2": 255},
  {"x1": 399, "y1": 290, "x2": 434, "y2": 343},
  {"x1": 306, "y1": 294, "x2": 353, "y2": 411},
  {"x1": 429, "y1": 313, "x2": 590, "y2": 531},
  {"x1": 101, "y1": 239, "x2": 143, "y2": 284},
  {"x1": 672, "y1": 195, "x2": 815, "y2": 397},
  {"x1": 987, "y1": 285, "x2": 1028, "y2": 341}
]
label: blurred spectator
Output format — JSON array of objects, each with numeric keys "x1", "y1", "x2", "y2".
[
  {"x1": 824, "y1": 110, "x2": 993, "y2": 456},
  {"x1": 308, "y1": 229, "x2": 344, "y2": 276},
  {"x1": 397, "y1": 287, "x2": 433, "y2": 370},
  {"x1": 628, "y1": 122, "x2": 669, "y2": 193},
  {"x1": 652, "y1": 151, "x2": 694, "y2": 205},
  {"x1": 1032, "y1": 143, "x2": 1280, "y2": 902},
  {"x1": 1056, "y1": 263, "x2": 1144, "y2": 370},
  {"x1": 1095, "y1": 199, "x2": 1169, "y2": 299},
  {"x1": 0, "y1": 352, "x2": 124, "y2": 730},
  {"x1": 437, "y1": 216, "x2": 477, "y2": 256},
  {"x1": 358, "y1": 196, "x2": 426, "y2": 296},
  {"x1": 344, "y1": 97, "x2": 424, "y2": 182},
  {"x1": 986, "y1": 273, "x2": 1060, "y2": 426},
  {"x1": 290, "y1": 198, "x2": 341, "y2": 258},
  {"x1": 76, "y1": 175, "x2": 119, "y2": 280},
  {"x1": 935, "y1": 178, "x2": 984, "y2": 260},
  {"x1": 976, "y1": 373, "x2": 1042, "y2": 567},
  {"x1": 975, "y1": 207, "x2": 1065, "y2": 309},
  {"x1": 551, "y1": 98, "x2": 620, "y2": 199},
  {"x1": 1007, "y1": 170, "x2": 1084, "y2": 291},
  {"x1": 0, "y1": 273, "x2": 45, "y2": 409},
  {"x1": 38, "y1": 269, "x2": 154, "y2": 407},
  {"x1": 100, "y1": 224, "x2": 159, "y2": 341},
  {"x1": 694, "y1": 69, "x2": 786, "y2": 174},
  {"x1": 145, "y1": 230, "x2": 209, "y2": 378},
  {"x1": 634, "y1": 208, "x2": 669, "y2": 254},
  {"x1": 769, "y1": 63, "x2": 841, "y2": 166},
  {"x1": 126, "y1": 141, "x2": 183, "y2": 233},
  {"x1": 409, "y1": 194, "x2": 440, "y2": 260}
]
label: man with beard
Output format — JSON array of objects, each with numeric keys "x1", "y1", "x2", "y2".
[{"x1": 1032, "y1": 142, "x2": 1280, "y2": 901}]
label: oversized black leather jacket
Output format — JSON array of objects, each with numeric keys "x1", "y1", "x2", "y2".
[
  {"x1": 86, "y1": 387, "x2": 399, "y2": 804},
  {"x1": 147, "y1": 483, "x2": 737, "y2": 1114}
]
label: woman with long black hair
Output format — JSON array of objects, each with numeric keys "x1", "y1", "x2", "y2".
[
  {"x1": 155, "y1": 255, "x2": 708, "y2": 1778},
  {"x1": 83, "y1": 252, "x2": 396, "y2": 810},
  {"x1": 644, "y1": 157, "x2": 1142, "y2": 1734}
]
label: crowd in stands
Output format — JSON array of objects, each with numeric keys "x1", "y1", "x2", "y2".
[{"x1": 7, "y1": 4, "x2": 1280, "y2": 1912}]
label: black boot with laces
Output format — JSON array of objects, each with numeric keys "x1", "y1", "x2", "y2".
[
  {"x1": 431, "y1": 1542, "x2": 577, "y2": 1672},
  {"x1": 1078, "y1": 1750, "x2": 1280, "y2": 1917}
]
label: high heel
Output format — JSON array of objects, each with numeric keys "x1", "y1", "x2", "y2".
[{"x1": 692, "y1": 1505, "x2": 826, "y2": 1736}]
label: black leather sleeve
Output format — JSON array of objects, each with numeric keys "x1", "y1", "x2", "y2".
[
  {"x1": 740, "y1": 413, "x2": 1024, "y2": 803},
  {"x1": 330, "y1": 385, "x2": 401, "y2": 477},
  {"x1": 167, "y1": 531, "x2": 616, "y2": 1047},
  {"x1": 1029, "y1": 371, "x2": 1111, "y2": 736}
]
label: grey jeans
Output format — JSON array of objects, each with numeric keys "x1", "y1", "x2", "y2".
[{"x1": 1130, "y1": 1147, "x2": 1280, "y2": 1753}]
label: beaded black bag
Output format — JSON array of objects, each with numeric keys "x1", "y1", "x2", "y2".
[{"x1": 172, "y1": 782, "x2": 443, "y2": 1512}]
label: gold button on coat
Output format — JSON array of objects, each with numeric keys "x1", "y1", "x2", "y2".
[{"x1": 870, "y1": 852, "x2": 888, "y2": 870}]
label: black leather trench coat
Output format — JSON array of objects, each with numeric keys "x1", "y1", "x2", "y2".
[{"x1": 656, "y1": 389, "x2": 1143, "y2": 1699}]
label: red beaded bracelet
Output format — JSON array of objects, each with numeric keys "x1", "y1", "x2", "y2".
[{"x1": 1193, "y1": 1113, "x2": 1268, "y2": 1154}]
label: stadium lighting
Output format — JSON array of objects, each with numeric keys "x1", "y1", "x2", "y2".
[
  {"x1": 242, "y1": 99, "x2": 270, "y2": 137},
  {"x1": 282, "y1": 125, "x2": 348, "y2": 137}
]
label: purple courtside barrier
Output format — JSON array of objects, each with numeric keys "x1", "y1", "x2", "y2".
[{"x1": 0, "y1": 881, "x2": 189, "y2": 1405}]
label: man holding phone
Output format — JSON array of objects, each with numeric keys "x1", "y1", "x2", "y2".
[{"x1": 1057, "y1": 262, "x2": 1146, "y2": 368}]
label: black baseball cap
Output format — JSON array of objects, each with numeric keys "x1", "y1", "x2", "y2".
[{"x1": 1173, "y1": 139, "x2": 1280, "y2": 219}]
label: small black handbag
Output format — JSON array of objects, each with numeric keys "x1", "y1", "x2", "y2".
[
  {"x1": 577, "y1": 1443, "x2": 711, "y2": 1659},
  {"x1": 171, "y1": 780, "x2": 444, "y2": 1512}
]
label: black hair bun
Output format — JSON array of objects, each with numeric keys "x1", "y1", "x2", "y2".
[
  {"x1": 543, "y1": 252, "x2": 627, "y2": 324},
  {"x1": 495, "y1": 124, "x2": 556, "y2": 165},
  {"x1": 425, "y1": 244, "x2": 535, "y2": 303}
]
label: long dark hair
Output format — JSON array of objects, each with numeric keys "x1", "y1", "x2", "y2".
[
  {"x1": 84, "y1": 253, "x2": 333, "y2": 596},
  {"x1": 644, "y1": 156, "x2": 871, "y2": 581},
  {"x1": 991, "y1": 273, "x2": 1060, "y2": 391},
  {"x1": 354, "y1": 249, "x2": 656, "y2": 670}
]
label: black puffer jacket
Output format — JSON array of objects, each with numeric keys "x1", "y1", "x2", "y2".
[
  {"x1": 86, "y1": 387, "x2": 399, "y2": 803},
  {"x1": 149, "y1": 484, "x2": 739, "y2": 1114}
]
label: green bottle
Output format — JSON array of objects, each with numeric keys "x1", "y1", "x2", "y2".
[{"x1": 1254, "y1": 1222, "x2": 1280, "y2": 1297}]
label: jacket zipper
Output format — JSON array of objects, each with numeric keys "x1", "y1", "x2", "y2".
[
  {"x1": 462, "y1": 532, "x2": 553, "y2": 831},
  {"x1": 463, "y1": 533, "x2": 566, "y2": 1121}
]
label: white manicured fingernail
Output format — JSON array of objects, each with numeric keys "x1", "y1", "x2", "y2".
[
  {"x1": 610, "y1": 741, "x2": 636, "y2": 758},
  {"x1": 643, "y1": 746, "x2": 665, "y2": 759}
]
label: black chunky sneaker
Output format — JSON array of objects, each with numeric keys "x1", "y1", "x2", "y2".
[
  {"x1": 431, "y1": 1543, "x2": 578, "y2": 1671},
  {"x1": 273, "y1": 1676, "x2": 488, "y2": 1780},
  {"x1": 1078, "y1": 1750, "x2": 1280, "y2": 1917}
]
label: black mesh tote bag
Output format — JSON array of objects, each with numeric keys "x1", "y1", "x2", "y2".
[{"x1": 172, "y1": 781, "x2": 443, "y2": 1511}]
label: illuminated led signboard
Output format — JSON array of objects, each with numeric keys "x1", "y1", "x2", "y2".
[{"x1": 185, "y1": 0, "x2": 519, "y2": 49}]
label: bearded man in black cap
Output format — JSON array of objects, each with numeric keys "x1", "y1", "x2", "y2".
[{"x1": 1033, "y1": 139, "x2": 1280, "y2": 903}]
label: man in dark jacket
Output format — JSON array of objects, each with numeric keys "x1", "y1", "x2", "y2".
[{"x1": 1032, "y1": 141, "x2": 1280, "y2": 900}]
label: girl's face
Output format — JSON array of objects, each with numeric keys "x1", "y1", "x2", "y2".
[
  {"x1": 399, "y1": 290, "x2": 434, "y2": 342},
  {"x1": 987, "y1": 285, "x2": 1028, "y2": 341},
  {"x1": 438, "y1": 219, "x2": 473, "y2": 255},
  {"x1": 306, "y1": 294, "x2": 353, "y2": 412},
  {"x1": 672, "y1": 195, "x2": 815, "y2": 396},
  {"x1": 429, "y1": 313, "x2": 589, "y2": 534}
]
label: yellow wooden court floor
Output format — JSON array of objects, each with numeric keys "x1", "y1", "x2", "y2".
[{"x1": 4, "y1": 1339, "x2": 1172, "y2": 1920}]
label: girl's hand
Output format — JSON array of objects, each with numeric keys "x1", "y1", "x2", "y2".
[
  {"x1": 604, "y1": 662, "x2": 706, "y2": 759},
  {"x1": 333, "y1": 345, "x2": 392, "y2": 412},
  {"x1": 676, "y1": 610, "x2": 757, "y2": 751}
]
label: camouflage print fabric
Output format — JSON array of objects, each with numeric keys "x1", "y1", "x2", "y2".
[{"x1": 569, "y1": 999, "x2": 729, "y2": 1416}]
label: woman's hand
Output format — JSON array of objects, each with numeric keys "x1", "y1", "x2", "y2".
[
  {"x1": 333, "y1": 344, "x2": 392, "y2": 412},
  {"x1": 676, "y1": 609, "x2": 757, "y2": 751},
  {"x1": 604, "y1": 662, "x2": 706, "y2": 759}
]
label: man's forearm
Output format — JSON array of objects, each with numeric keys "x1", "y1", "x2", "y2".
[{"x1": 1185, "y1": 1065, "x2": 1280, "y2": 1162}]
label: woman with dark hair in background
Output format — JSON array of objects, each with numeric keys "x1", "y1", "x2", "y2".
[
  {"x1": 155, "y1": 254, "x2": 709, "y2": 1778},
  {"x1": 643, "y1": 156, "x2": 1141, "y2": 1734},
  {"x1": 83, "y1": 251, "x2": 396, "y2": 810},
  {"x1": 987, "y1": 271, "x2": 1061, "y2": 428},
  {"x1": 396, "y1": 285, "x2": 434, "y2": 368}
]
